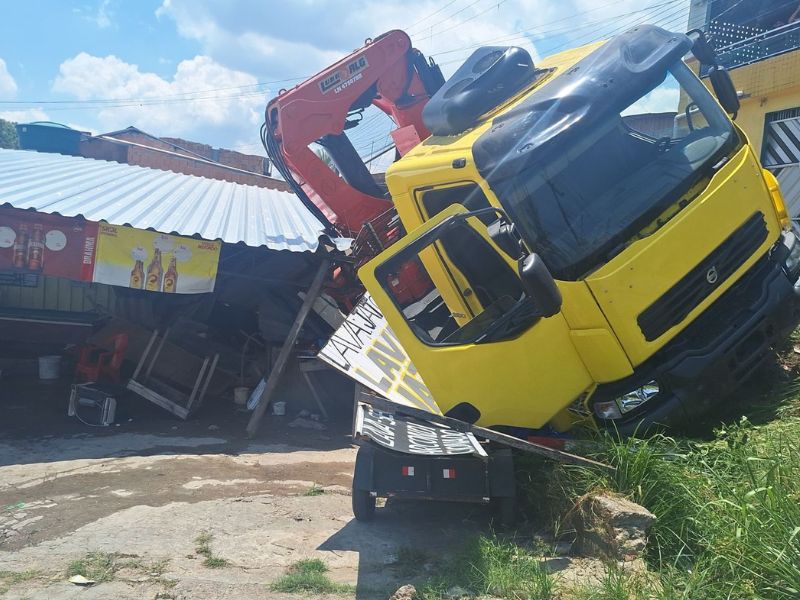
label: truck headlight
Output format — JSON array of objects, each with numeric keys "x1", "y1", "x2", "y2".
[
  {"x1": 785, "y1": 230, "x2": 800, "y2": 275},
  {"x1": 593, "y1": 381, "x2": 659, "y2": 420}
]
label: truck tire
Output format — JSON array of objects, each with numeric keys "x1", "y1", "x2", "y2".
[{"x1": 352, "y1": 488, "x2": 376, "y2": 522}]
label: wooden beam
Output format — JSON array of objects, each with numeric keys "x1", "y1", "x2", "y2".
[
  {"x1": 301, "y1": 368, "x2": 329, "y2": 421},
  {"x1": 246, "y1": 259, "x2": 330, "y2": 437}
]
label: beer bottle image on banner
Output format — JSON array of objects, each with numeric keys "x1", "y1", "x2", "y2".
[
  {"x1": 163, "y1": 255, "x2": 178, "y2": 293},
  {"x1": 145, "y1": 248, "x2": 164, "y2": 291},
  {"x1": 27, "y1": 223, "x2": 44, "y2": 271},
  {"x1": 12, "y1": 224, "x2": 29, "y2": 269},
  {"x1": 129, "y1": 259, "x2": 144, "y2": 289}
]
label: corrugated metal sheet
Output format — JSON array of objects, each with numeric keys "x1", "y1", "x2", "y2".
[
  {"x1": 0, "y1": 148, "x2": 327, "y2": 252},
  {"x1": 776, "y1": 165, "x2": 800, "y2": 218}
]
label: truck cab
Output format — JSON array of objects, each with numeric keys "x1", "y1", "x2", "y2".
[{"x1": 359, "y1": 25, "x2": 800, "y2": 434}]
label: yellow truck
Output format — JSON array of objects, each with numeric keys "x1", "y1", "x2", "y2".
[{"x1": 355, "y1": 25, "x2": 800, "y2": 437}]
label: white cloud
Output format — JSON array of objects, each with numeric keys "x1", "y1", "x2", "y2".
[
  {"x1": 154, "y1": 0, "x2": 554, "y2": 83},
  {"x1": 0, "y1": 58, "x2": 18, "y2": 100},
  {"x1": 95, "y1": 0, "x2": 113, "y2": 29},
  {"x1": 51, "y1": 53, "x2": 264, "y2": 146},
  {"x1": 0, "y1": 108, "x2": 48, "y2": 123},
  {"x1": 42, "y1": 0, "x2": 692, "y2": 152},
  {"x1": 155, "y1": 0, "x2": 691, "y2": 83},
  {"x1": 74, "y1": 0, "x2": 115, "y2": 29}
]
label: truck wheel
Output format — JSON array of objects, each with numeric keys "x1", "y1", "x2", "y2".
[
  {"x1": 493, "y1": 496, "x2": 516, "y2": 527},
  {"x1": 352, "y1": 488, "x2": 376, "y2": 522}
]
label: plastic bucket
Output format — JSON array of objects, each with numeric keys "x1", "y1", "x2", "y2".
[
  {"x1": 234, "y1": 386, "x2": 250, "y2": 406},
  {"x1": 272, "y1": 401, "x2": 287, "y2": 416},
  {"x1": 38, "y1": 355, "x2": 61, "y2": 380}
]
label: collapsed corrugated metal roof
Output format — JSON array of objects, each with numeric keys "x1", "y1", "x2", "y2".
[{"x1": 0, "y1": 148, "x2": 328, "y2": 253}]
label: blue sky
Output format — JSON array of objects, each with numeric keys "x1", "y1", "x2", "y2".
[{"x1": 0, "y1": 0, "x2": 691, "y2": 157}]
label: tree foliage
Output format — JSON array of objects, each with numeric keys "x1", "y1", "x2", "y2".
[{"x1": 0, "y1": 119, "x2": 19, "y2": 149}]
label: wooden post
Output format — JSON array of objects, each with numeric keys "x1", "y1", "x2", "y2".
[{"x1": 246, "y1": 259, "x2": 330, "y2": 437}]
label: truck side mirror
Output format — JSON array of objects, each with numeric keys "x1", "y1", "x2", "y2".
[
  {"x1": 518, "y1": 253, "x2": 561, "y2": 317},
  {"x1": 709, "y1": 66, "x2": 740, "y2": 118}
]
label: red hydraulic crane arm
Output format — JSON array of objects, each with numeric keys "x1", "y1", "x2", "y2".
[{"x1": 263, "y1": 30, "x2": 444, "y2": 237}]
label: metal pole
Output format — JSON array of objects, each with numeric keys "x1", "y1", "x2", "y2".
[{"x1": 246, "y1": 259, "x2": 330, "y2": 437}]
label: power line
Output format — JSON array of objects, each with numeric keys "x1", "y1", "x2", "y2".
[
  {"x1": 407, "y1": 0, "x2": 490, "y2": 36},
  {"x1": 0, "y1": 75, "x2": 306, "y2": 107},
  {"x1": 429, "y1": 0, "x2": 681, "y2": 57},
  {"x1": 432, "y1": 0, "x2": 515, "y2": 38},
  {"x1": 431, "y1": 0, "x2": 686, "y2": 72},
  {"x1": 403, "y1": 0, "x2": 460, "y2": 33},
  {"x1": 0, "y1": 0, "x2": 705, "y2": 111},
  {"x1": 353, "y1": 0, "x2": 691, "y2": 160}
]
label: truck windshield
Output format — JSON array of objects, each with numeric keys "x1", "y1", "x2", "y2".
[{"x1": 491, "y1": 60, "x2": 736, "y2": 280}]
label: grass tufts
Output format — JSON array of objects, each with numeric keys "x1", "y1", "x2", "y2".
[
  {"x1": 531, "y1": 413, "x2": 800, "y2": 599},
  {"x1": 67, "y1": 552, "x2": 118, "y2": 583},
  {"x1": 417, "y1": 534, "x2": 554, "y2": 599},
  {"x1": 194, "y1": 531, "x2": 230, "y2": 569},
  {"x1": 269, "y1": 558, "x2": 353, "y2": 594},
  {"x1": 0, "y1": 570, "x2": 40, "y2": 594},
  {"x1": 303, "y1": 483, "x2": 325, "y2": 496}
]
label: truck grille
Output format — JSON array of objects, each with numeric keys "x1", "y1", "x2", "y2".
[{"x1": 638, "y1": 212, "x2": 768, "y2": 342}]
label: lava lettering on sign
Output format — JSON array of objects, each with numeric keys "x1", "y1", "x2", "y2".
[{"x1": 318, "y1": 293, "x2": 440, "y2": 415}]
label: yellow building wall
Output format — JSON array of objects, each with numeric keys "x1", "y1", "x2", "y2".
[{"x1": 692, "y1": 49, "x2": 800, "y2": 158}]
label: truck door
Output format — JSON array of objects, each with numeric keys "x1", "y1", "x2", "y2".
[{"x1": 359, "y1": 206, "x2": 593, "y2": 430}]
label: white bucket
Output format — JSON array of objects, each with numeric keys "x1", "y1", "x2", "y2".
[
  {"x1": 272, "y1": 401, "x2": 287, "y2": 416},
  {"x1": 234, "y1": 386, "x2": 250, "y2": 406},
  {"x1": 38, "y1": 355, "x2": 61, "y2": 380}
]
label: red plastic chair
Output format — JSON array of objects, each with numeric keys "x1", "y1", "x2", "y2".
[{"x1": 75, "y1": 333, "x2": 129, "y2": 384}]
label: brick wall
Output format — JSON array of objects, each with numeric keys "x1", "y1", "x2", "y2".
[
  {"x1": 82, "y1": 131, "x2": 288, "y2": 191},
  {"x1": 125, "y1": 144, "x2": 286, "y2": 189},
  {"x1": 162, "y1": 137, "x2": 268, "y2": 175}
]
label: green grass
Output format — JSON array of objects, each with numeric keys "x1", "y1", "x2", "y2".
[
  {"x1": 570, "y1": 566, "x2": 659, "y2": 600},
  {"x1": 67, "y1": 552, "x2": 118, "y2": 583},
  {"x1": 533, "y1": 413, "x2": 800, "y2": 600},
  {"x1": 269, "y1": 558, "x2": 354, "y2": 594},
  {"x1": 194, "y1": 532, "x2": 230, "y2": 569},
  {"x1": 0, "y1": 570, "x2": 40, "y2": 594},
  {"x1": 64, "y1": 553, "x2": 172, "y2": 586},
  {"x1": 304, "y1": 483, "x2": 325, "y2": 496},
  {"x1": 417, "y1": 535, "x2": 554, "y2": 600}
]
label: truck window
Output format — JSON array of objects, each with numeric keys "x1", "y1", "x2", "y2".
[
  {"x1": 418, "y1": 184, "x2": 492, "y2": 223},
  {"x1": 377, "y1": 220, "x2": 537, "y2": 346}
]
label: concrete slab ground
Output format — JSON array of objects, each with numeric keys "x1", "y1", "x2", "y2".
[
  {"x1": 0, "y1": 377, "x2": 610, "y2": 599},
  {"x1": 0, "y1": 376, "x2": 498, "y2": 599}
]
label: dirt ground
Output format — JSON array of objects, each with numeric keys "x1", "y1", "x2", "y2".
[{"x1": 0, "y1": 378, "x2": 605, "y2": 599}]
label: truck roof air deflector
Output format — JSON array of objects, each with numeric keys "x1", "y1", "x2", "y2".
[{"x1": 423, "y1": 46, "x2": 542, "y2": 136}]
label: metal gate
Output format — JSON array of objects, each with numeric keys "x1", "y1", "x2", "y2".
[{"x1": 763, "y1": 109, "x2": 800, "y2": 218}]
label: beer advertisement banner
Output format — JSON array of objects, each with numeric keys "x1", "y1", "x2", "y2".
[
  {"x1": 0, "y1": 207, "x2": 97, "y2": 281},
  {"x1": 93, "y1": 225, "x2": 220, "y2": 294}
]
